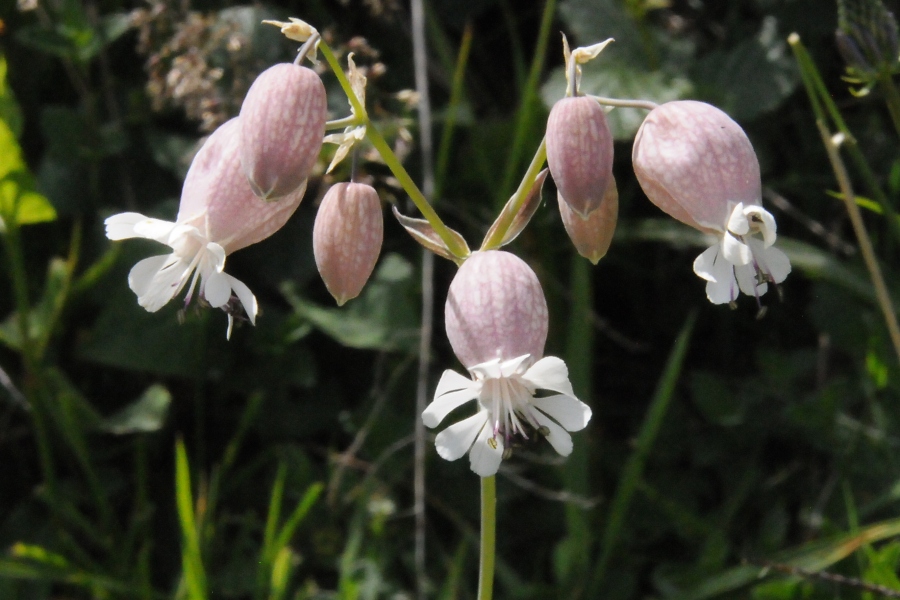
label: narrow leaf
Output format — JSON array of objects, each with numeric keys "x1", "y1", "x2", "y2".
[
  {"x1": 481, "y1": 169, "x2": 548, "y2": 249},
  {"x1": 392, "y1": 206, "x2": 469, "y2": 264}
]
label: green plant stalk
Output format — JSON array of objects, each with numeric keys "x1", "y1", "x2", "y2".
[
  {"x1": 590, "y1": 96, "x2": 659, "y2": 111},
  {"x1": 318, "y1": 41, "x2": 468, "y2": 259},
  {"x1": 36, "y1": 220, "x2": 81, "y2": 359},
  {"x1": 789, "y1": 34, "x2": 900, "y2": 244},
  {"x1": 477, "y1": 475, "x2": 496, "y2": 600},
  {"x1": 498, "y1": 0, "x2": 556, "y2": 203},
  {"x1": 480, "y1": 139, "x2": 547, "y2": 250},
  {"x1": 435, "y1": 21, "x2": 473, "y2": 200},
  {"x1": 815, "y1": 118, "x2": 900, "y2": 364},
  {"x1": 588, "y1": 311, "x2": 697, "y2": 594},
  {"x1": 877, "y1": 70, "x2": 900, "y2": 139},
  {"x1": 1, "y1": 223, "x2": 56, "y2": 497}
]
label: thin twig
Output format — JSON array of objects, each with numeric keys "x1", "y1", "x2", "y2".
[
  {"x1": 499, "y1": 468, "x2": 600, "y2": 509},
  {"x1": 816, "y1": 121, "x2": 900, "y2": 365},
  {"x1": 410, "y1": 0, "x2": 435, "y2": 597},
  {"x1": 762, "y1": 187, "x2": 856, "y2": 257},
  {"x1": 744, "y1": 557, "x2": 900, "y2": 598}
]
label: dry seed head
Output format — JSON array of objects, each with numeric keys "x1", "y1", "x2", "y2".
[
  {"x1": 444, "y1": 251, "x2": 548, "y2": 369},
  {"x1": 546, "y1": 96, "x2": 614, "y2": 218},
  {"x1": 632, "y1": 100, "x2": 761, "y2": 233},
  {"x1": 239, "y1": 63, "x2": 327, "y2": 200},
  {"x1": 313, "y1": 182, "x2": 384, "y2": 306}
]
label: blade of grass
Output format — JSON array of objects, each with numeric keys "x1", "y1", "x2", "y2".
[
  {"x1": 175, "y1": 439, "x2": 207, "y2": 600},
  {"x1": 588, "y1": 310, "x2": 698, "y2": 594},
  {"x1": 255, "y1": 463, "x2": 287, "y2": 600},
  {"x1": 498, "y1": 0, "x2": 556, "y2": 205},
  {"x1": 434, "y1": 21, "x2": 473, "y2": 200}
]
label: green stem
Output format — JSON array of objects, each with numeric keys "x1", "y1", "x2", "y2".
[
  {"x1": 318, "y1": 41, "x2": 468, "y2": 259},
  {"x1": 435, "y1": 21, "x2": 473, "y2": 200},
  {"x1": 2, "y1": 224, "x2": 56, "y2": 496},
  {"x1": 589, "y1": 96, "x2": 658, "y2": 111},
  {"x1": 877, "y1": 70, "x2": 900, "y2": 140},
  {"x1": 480, "y1": 139, "x2": 547, "y2": 250},
  {"x1": 477, "y1": 475, "x2": 496, "y2": 600},
  {"x1": 789, "y1": 34, "x2": 900, "y2": 245},
  {"x1": 815, "y1": 119, "x2": 900, "y2": 365}
]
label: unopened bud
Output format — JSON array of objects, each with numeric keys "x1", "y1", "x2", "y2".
[
  {"x1": 558, "y1": 176, "x2": 618, "y2": 264},
  {"x1": 546, "y1": 96, "x2": 614, "y2": 218},
  {"x1": 239, "y1": 63, "x2": 327, "y2": 200},
  {"x1": 313, "y1": 182, "x2": 384, "y2": 306},
  {"x1": 632, "y1": 100, "x2": 761, "y2": 233},
  {"x1": 444, "y1": 250, "x2": 548, "y2": 369}
]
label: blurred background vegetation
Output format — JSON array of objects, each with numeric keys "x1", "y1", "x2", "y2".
[{"x1": 1, "y1": 0, "x2": 900, "y2": 598}]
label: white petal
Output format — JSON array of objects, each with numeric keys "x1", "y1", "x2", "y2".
[
  {"x1": 759, "y1": 246, "x2": 791, "y2": 283},
  {"x1": 726, "y1": 202, "x2": 749, "y2": 235},
  {"x1": 434, "y1": 369, "x2": 476, "y2": 397},
  {"x1": 434, "y1": 412, "x2": 487, "y2": 462},
  {"x1": 735, "y1": 263, "x2": 767, "y2": 297},
  {"x1": 692, "y1": 245, "x2": 721, "y2": 282},
  {"x1": 134, "y1": 255, "x2": 192, "y2": 312},
  {"x1": 206, "y1": 242, "x2": 226, "y2": 273},
  {"x1": 722, "y1": 233, "x2": 752, "y2": 265},
  {"x1": 127, "y1": 255, "x2": 171, "y2": 297},
  {"x1": 531, "y1": 394, "x2": 592, "y2": 432},
  {"x1": 423, "y1": 386, "x2": 479, "y2": 429},
  {"x1": 499, "y1": 354, "x2": 532, "y2": 378},
  {"x1": 745, "y1": 205, "x2": 777, "y2": 247},
  {"x1": 468, "y1": 423, "x2": 504, "y2": 477},
  {"x1": 524, "y1": 357, "x2": 575, "y2": 397},
  {"x1": 105, "y1": 212, "x2": 151, "y2": 240},
  {"x1": 531, "y1": 410, "x2": 574, "y2": 456},
  {"x1": 133, "y1": 218, "x2": 179, "y2": 243},
  {"x1": 469, "y1": 358, "x2": 504, "y2": 381},
  {"x1": 225, "y1": 274, "x2": 258, "y2": 325},
  {"x1": 203, "y1": 271, "x2": 232, "y2": 308}
]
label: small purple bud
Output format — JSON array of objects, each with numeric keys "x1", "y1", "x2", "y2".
[
  {"x1": 178, "y1": 117, "x2": 305, "y2": 253},
  {"x1": 632, "y1": 100, "x2": 761, "y2": 233},
  {"x1": 558, "y1": 176, "x2": 618, "y2": 264},
  {"x1": 313, "y1": 182, "x2": 384, "y2": 306},
  {"x1": 239, "y1": 63, "x2": 327, "y2": 200},
  {"x1": 546, "y1": 96, "x2": 614, "y2": 218},
  {"x1": 444, "y1": 250, "x2": 548, "y2": 369}
]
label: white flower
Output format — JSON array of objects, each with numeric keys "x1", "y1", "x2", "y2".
[
  {"x1": 692, "y1": 202, "x2": 791, "y2": 306},
  {"x1": 105, "y1": 212, "x2": 257, "y2": 339},
  {"x1": 423, "y1": 354, "x2": 591, "y2": 477},
  {"x1": 323, "y1": 53, "x2": 367, "y2": 173}
]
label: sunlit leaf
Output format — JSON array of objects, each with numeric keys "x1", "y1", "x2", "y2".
[{"x1": 100, "y1": 384, "x2": 171, "y2": 435}]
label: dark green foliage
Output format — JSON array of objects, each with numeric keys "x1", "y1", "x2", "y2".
[{"x1": 1, "y1": 0, "x2": 900, "y2": 598}]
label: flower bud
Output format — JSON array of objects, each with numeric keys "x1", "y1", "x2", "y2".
[
  {"x1": 632, "y1": 100, "x2": 760, "y2": 233},
  {"x1": 445, "y1": 250, "x2": 548, "y2": 369},
  {"x1": 313, "y1": 182, "x2": 384, "y2": 306},
  {"x1": 558, "y1": 176, "x2": 618, "y2": 264},
  {"x1": 239, "y1": 63, "x2": 327, "y2": 200},
  {"x1": 546, "y1": 96, "x2": 614, "y2": 218}
]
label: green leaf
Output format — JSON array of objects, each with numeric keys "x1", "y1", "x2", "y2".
[
  {"x1": 542, "y1": 59, "x2": 692, "y2": 140},
  {"x1": 691, "y1": 17, "x2": 799, "y2": 120},
  {"x1": 175, "y1": 440, "x2": 208, "y2": 600},
  {"x1": 0, "y1": 119, "x2": 56, "y2": 228},
  {"x1": 99, "y1": 384, "x2": 171, "y2": 434},
  {"x1": 14, "y1": 11, "x2": 132, "y2": 64},
  {"x1": 282, "y1": 253, "x2": 420, "y2": 352},
  {"x1": 0, "y1": 55, "x2": 24, "y2": 138}
]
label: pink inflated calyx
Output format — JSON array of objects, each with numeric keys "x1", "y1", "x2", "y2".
[
  {"x1": 178, "y1": 117, "x2": 305, "y2": 254},
  {"x1": 313, "y1": 182, "x2": 384, "y2": 306},
  {"x1": 558, "y1": 176, "x2": 618, "y2": 264},
  {"x1": 546, "y1": 96, "x2": 614, "y2": 218},
  {"x1": 239, "y1": 63, "x2": 327, "y2": 200},
  {"x1": 444, "y1": 251, "x2": 548, "y2": 370},
  {"x1": 632, "y1": 100, "x2": 761, "y2": 233}
]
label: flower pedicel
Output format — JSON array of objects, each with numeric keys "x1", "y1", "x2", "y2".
[
  {"x1": 632, "y1": 100, "x2": 791, "y2": 307},
  {"x1": 423, "y1": 250, "x2": 591, "y2": 477},
  {"x1": 105, "y1": 117, "x2": 307, "y2": 338}
]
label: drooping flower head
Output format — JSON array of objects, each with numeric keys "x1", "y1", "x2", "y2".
[
  {"x1": 424, "y1": 251, "x2": 591, "y2": 477},
  {"x1": 313, "y1": 182, "x2": 383, "y2": 305},
  {"x1": 239, "y1": 62, "x2": 327, "y2": 200},
  {"x1": 632, "y1": 100, "x2": 791, "y2": 306},
  {"x1": 105, "y1": 117, "x2": 306, "y2": 337}
]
